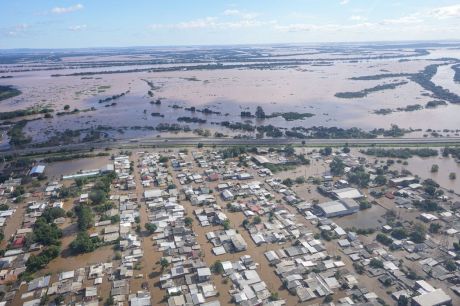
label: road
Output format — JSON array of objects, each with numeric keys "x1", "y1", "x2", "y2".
[{"x1": 1, "y1": 136, "x2": 460, "y2": 157}]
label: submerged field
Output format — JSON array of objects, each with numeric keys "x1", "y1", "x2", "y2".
[{"x1": 1, "y1": 43, "x2": 460, "y2": 148}]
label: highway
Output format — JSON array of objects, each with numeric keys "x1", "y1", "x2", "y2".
[{"x1": 1, "y1": 136, "x2": 460, "y2": 157}]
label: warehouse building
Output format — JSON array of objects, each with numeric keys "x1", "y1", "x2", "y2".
[
  {"x1": 29, "y1": 165, "x2": 45, "y2": 177},
  {"x1": 315, "y1": 198, "x2": 360, "y2": 218}
]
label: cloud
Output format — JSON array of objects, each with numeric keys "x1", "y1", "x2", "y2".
[
  {"x1": 223, "y1": 9, "x2": 259, "y2": 19},
  {"x1": 275, "y1": 22, "x2": 374, "y2": 33},
  {"x1": 429, "y1": 4, "x2": 460, "y2": 19},
  {"x1": 350, "y1": 15, "x2": 367, "y2": 21},
  {"x1": 4, "y1": 24, "x2": 29, "y2": 37},
  {"x1": 223, "y1": 9, "x2": 240, "y2": 16},
  {"x1": 149, "y1": 16, "x2": 272, "y2": 30},
  {"x1": 340, "y1": 0, "x2": 350, "y2": 5},
  {"x1": 381, "y1": 15, "x2": 422, "y2": 25},
  {"x1": 51, "y1": 4, "x2": 83, "y2": 14},
  {"x1": 68, "y1": 25, "x2": 87, "y2": 31}
]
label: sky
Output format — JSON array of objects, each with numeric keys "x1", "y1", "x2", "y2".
[{"x1": 1, "y1": 0, "x2": 460, "y2": 49}]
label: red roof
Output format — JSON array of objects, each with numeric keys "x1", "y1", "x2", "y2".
[
  {"x1": 385, "y1": 192, "x2": 395, "y2": 199},
  {"x1": 208, "y1": 173, "x2": 219, "y2": 181},
  {"x1": 13, "y1": 237, "x2": 25, "y2": 248}
]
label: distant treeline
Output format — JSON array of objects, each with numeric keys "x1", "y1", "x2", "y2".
[
  {"x1": 453, "y1": 64, "x2": 460, "y2": 83},
  {"x1": 98, "y1": 90, "x2": 130, "y2": 103},
  {"x1": 0, "y1": 85, "x2": 21, "y2": 101},
  {"x1": 409, "y1": 64, "x2": 460, "y2": 104},
  {"x1": 240, "y1": 111, "x2": 314, "y2": 121},
  {"x1": 361, "y1": 148, "x2": 438, "y2": 159},
  {"x1": 350, "y1": 62, "x2": 460, "y2": 104},
  {"x1": 49, "y1": 49, "x2": 431, "y2": 77},
  {"x1": 177, "y1": 117, "x2": 206, "y2": 124},
  {"x1": 335, "y1": 81, "x2": 408, "y2": 99},
  {"x1": 0, "y1": 107, "x2": 53, "y2": 120}
]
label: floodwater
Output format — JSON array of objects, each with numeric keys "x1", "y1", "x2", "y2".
[
  {"x1": 353, "y1": 148, "x2": 460, "y2": 193},
  {"x1": 1, "y1": 46, "x2": 460, "y2": 144},
  {"x1": 395, "y1": 155, "x2": 460, "y2": 193},
  {"x1": 431, "y1": 64, "x2": 460, "y2": 96},
  {"x1": 44, "y1": 155, "x2": 111, "y2": 180}
]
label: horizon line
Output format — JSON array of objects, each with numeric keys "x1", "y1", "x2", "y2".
[{"x1": 1, "y1": 39, "x2": 460, "y2": 52}]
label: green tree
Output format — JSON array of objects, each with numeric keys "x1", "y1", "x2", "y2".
[
  {"x1": 369, "y1": 258, "x2": 384, "y2": 269},
  {"x1": 70, "y1": 232, "x2": 97, "y2": 254},
  {"x1": 347, "y1": 166, "x2": 370, "y2": 187},
  {"x1": 184, "y1": 217, "x2": 193, "y2": 227},
  {"x1": 145, "y1": 223, "x2": 157, "y2": 234},
  {"x1": 269, "y1": 292, "x2": 279, "y2": 301},
  {"x1": 429, "y1": 223, "x2": 441, "y2": 234},
  {"x1": 211, "y1": 260, "x2": 224, "y2": 274},
  {"x1": 32, "y1": 218, "x2": 62, "y2": 246},
  {"x1": 26, "y1": 245, "x2": 60, "y2": 272},
  {"x1": 255, "y1": 106, "x2": 266, "y2": 119},
  {"x1": 295, "y1": 176, "x2": 306, "y2": 184},
  {"x1": 222, "y1": 220, "x2": 231, "y2": 230},
  {"x1": 41, "y1": 207, "x2": 66, "y2": 223},
  {"x1": 320, "y1": 147, "x2": 332, "y2": 156},
  {"x1": 431, "y1": 164, "x2": 439, "y2": 173},
  {"x1": 410, "y1": 223, "x2": 426, "y2": 243},
  {"x1": 282, "y1": 178, "x2": 293, "y2": 187},
  {"x1": 284, "y1": 145, "x2": 295, "y2": 157},
  {"x1": 89, "y1": 189, "x2": 107, "y2": 205},
  {"x1": 75, "y1": 206, "x2": 94, "y2": 231},
  {"x1": 398, "y1": 295, "x2": 409, "y2": 306},
  {"x1": 160, "y1": 258, "x2": 169, "y2": 271},
  {"x1": 445, "y1": 259, "x2": 457, "y2": 272},
  {"x1": 374, "y1": 175, "x2": 387, "y2": 186},
  {"x1": 330, "y1": 157, "x2": 345, "y2": 176},
  {"x1": 391, "y1": 228, "x2": 408, "y2": 240}
]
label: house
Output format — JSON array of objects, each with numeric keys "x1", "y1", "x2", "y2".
[
  {"x1": 221, "y1": 190, "x2": 234, "y2": 201},
  {"x1": 231, "y1": 234, "x2": 247, "y2": 252},
  {"x1": 238, "y1": 173, "x2": 253, "y2": 180},
  {"x1": 197, "y1": 267, "x2": 211, "y2": 282},
  {"x1": 252, "y1": 155, "x2": 271, "y2": 165},
  {"x1": 411, "y1": 288, "x2": 452, "y2": 306},
  {"x1": 389, "y1": 176, "x2": 417, "y2": 187},
  {"x1": 80, "y1": 193, "x2": 89, "y2": 204},
  {"x1": 144, "y1": 189, "x2": 162, "y2": 200}
]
